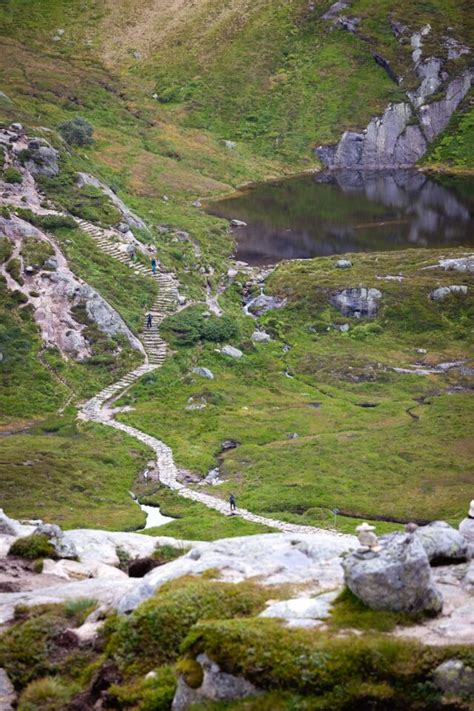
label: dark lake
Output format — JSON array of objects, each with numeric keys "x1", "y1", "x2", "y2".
[{"x1": 206, "y1": 170, "x2": 474, "y2": 265}]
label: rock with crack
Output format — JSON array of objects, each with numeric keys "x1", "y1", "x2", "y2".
[
  {"x1": 172, "y1": 654, "x2": 258, "y2": 710},
  {"x1": 329, "y1": 288, "x2": 382, "y2": 318},
  {"x1": 343, "y1": 531, "x2": 443, "y2": 614},
  {"x1": 415, "y1": 521, "x2": 468, "y2": 564}
]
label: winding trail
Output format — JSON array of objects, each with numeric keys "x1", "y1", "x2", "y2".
[{"x1": 78, "y1": 222, "x2": 351, "y2": 539}]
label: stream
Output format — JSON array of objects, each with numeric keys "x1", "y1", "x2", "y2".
[
  {"x1": 130, "y1": 494, "x2": 175, "y2": 530},
  {"x1": 207, "y1": 170, "x2": 474, "y2": 265}
]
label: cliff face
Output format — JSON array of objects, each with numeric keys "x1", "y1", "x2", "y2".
[{"x1": 316, "y1": 5, "x2": 472, "y2": 169}]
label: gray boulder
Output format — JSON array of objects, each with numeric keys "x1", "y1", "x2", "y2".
[
  {"x1": 437, "y1": 256, "x2": 474, "y2": 273},
  {"x1": 221, "y1": 345, "x2": 243, "y2": 359},
  {"x1": 246, "y1": 294, "x2": 286, "y2": 317},
  {"x1": 342, "y1": 532, "x2": 443, "y2": 614},
  {"x1": 336, "y1": 259, "x2": 352, "y2": 269},
  {"x1": 172, "y1": 654, "x2": 258, "y2": 711},
  {"x1": 44, "y1": 257, "x2": 58, "y2": 270},
  {"x1": 0, "y1": 509, "x2": 32, "y2": 537},
  {"x1": 25, "y1": 138, "x2": 59, "y2": 177},
  {"x1": 433, "y1": 659, "x2": 474, "y2": 697},
  {"x1": 36, "y1": 522, "x2": 78, "y2": 559},
  {"x1": 420, "y1": 72, "x2": 472, "y2": 142},
  {"x1": 329, "y1": 288, "x2": 382, "y2": 318},
  {"x1": 192, "y1": 367, "x2": 214, "y2": 380},
  {"x1": 415, "y1": 521, "x2": 468, "y2": 563},
  {"x1": 430, "y1": 285, "x2": 468, "y2": 300},
  {"x1": 252, "y1": 330, "x2": 271, "y2": 343}
]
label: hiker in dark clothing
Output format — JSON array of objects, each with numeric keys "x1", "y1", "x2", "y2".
[
  {"x1": 146, "y1": 313, "x2": 153, "y2": 329},
  {"x1": 229, "y1": 494, "x2": 236, "y2": 513},
  {"x1": 151, "y1": 257, "x2": 157, "y2": 274}
]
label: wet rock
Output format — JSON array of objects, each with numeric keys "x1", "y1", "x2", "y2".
[
  {"x1": 415, "y1": 522, "x2": 468, "y2": 564},
  {"x1": 221, "y1": 345, "x2": 243, "y2": 359},
  {"x1": 336, "y1": 259, "x2": 352, "y2": 269},
  {"x1": 231, "y1": 219, "x2": 247, "y2": 227},
  {"x1": 433, "y1": 659, "x2": 474, "y2": 697},
  {"x1": 0, "y1": 668, "x2": 16, "y2": 711},
  {"x1": 246, "y1": 294, "x2": 287, "y2": 317},
  {"x1": 329, "y1": 288, "x2": 382, "y2": 318},
  {"x1": 192, "y1": 367, "x2": 214, "y2": 380},
  {"x1": 343, "y1": 532, "x2": 443, "y2": 614},
  {"x1": 252, "y1": 330, "x2": 271, "y2": 343},
  {"x1": 372, "y1": 53, "x2": 400, "y2": 84},
  {"x1": 172, "y1": 653, "x2": 258, "y2": 710},
  {"x1": 221, "y1": 439, "x2": 239, "y2": 451},
  {"x1": 430, "y1": 285, "x2": 468, "y2": 300}
]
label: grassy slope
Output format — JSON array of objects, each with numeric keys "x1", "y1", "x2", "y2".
[
  {"x1": 0, "y1": 0, "x2": 472, "y2": 534},
  {"x1": 119, "y1": 248, "x2": 473, "y2": 534}
]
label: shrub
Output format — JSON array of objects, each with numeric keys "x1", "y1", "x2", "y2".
[
  {"x1": 107, "y1": 666, "x2": 176, "y2": 711},
  {"x1": 3, "y1": 167, "x2": 22, "y2": 184},
  {"x1": 64, "y1": 598, "x2": 96, "y2": 619},
  {"x1": 18, "y1": 677, "x2": 75, "y2": 711},
  {"x1": 6, "y1": 258, "x2": 23, "y2": 284},
  {"x1": 15, "y1": 208, "x2": 77, "y2": 231},
  {"x1": 163, "y1": 308, "x2": 239, "y2": 346},
  {"x1": 58, "y1": 117, "x2": 94, "y2": 146},
  {"x1": 152, "y1": 544, "x2": 188, "y2": 565},
  {"x1": 105, "y1": 579, "x2": 269, "y2": 674},
  {"x1": 9, "y1": 534, "x2": 57, "y2": 560},
  {"x1": 1, "y1": 205, "x2": 11, "y2": 219}
]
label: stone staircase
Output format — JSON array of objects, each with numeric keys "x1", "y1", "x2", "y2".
[{"x1": 75, "y1": 218, "x2": 150, "y2": 276}]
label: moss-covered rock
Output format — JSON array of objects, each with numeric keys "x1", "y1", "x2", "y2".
[{"x1": 9, "y1": 533, "x2": 57, "y2": 561}]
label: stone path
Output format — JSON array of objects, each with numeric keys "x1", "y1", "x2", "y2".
[{"x1": 78, "y1": 221, "x2": 352, "y2": 539}]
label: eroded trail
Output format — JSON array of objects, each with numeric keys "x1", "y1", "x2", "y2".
[{"x1": 78, "y1": 223, "x2": 351, "y2": 539}]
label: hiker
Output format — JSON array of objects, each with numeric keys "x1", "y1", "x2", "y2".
[
  {"x1": 229, "y1": 493, "x2": 236, "y2": 513},
  {"x1": 146, "y1": 313, "x2": 153, "y2": 329},
  {"x1": 151, "y1": 257, "x2": 157, "y2": 274},
  {"x1": 126, "y1": 243, "x2": 136, "y2": 260}
]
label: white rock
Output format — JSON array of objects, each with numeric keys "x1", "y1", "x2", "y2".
[
  {"x1": 336, "y1": 259, "x2": 352, "y2": 269},
  {"x1": 192, "y1": 367, "x2": 214, "y2": 380},
  {"x1": 260, "y1": 591, "x2": 337, "y2": 626},
  {"x1": 430, "y1": 285, "x2": 468, "y2": 300},
  {"x1": 231, "y1": 219, "x2": 247, "y2": 227},
  {"x1": 252, "y1": 330, "x2": 271, "y2": 343},
  {"x1": 221, "y1": 345, "x2": 243, "y2": 359}
]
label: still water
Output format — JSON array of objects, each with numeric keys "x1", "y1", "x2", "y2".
[{"x1": 207, "y1": 170, "x2": 474, "y2": 266}]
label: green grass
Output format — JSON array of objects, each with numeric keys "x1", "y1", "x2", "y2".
[
  {"x1": 0, "y1": 416, "x2": 150, "y2": 530},
  {"x1": 119, "y1": 248, "x2": 473, "y2": 535}
]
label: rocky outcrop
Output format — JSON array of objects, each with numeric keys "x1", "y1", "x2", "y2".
[
  {"x1": 173, "y1": 654, "x2": 258, "y2": 710},
  {"x1": 24, "y1": 137, "x2": 60, "y2": 177},
  {"x1": 36, "y1": 523, "x2": 78, "y2": 560},
  {"x1": 0, "y1": 215, "x2": 143, "y2": 359},
  {"x1": 343, "y1": 532, "x2": 443, "y2": 614},
  {"x1": 316, "y1": 12, "x2": 472, "y2": 168},
  {"x1": 329, "y1": 287, "x2": 381, "y2": 318},
  {"x1": 0, "y1": 668, "x2": 16, "y2": 711},
  {"x1": 415, "y1": 522, "x2": 468, "y2": 564},
  {"x1": 76, "y1": 172, "x2": 147, "y2": 231}
]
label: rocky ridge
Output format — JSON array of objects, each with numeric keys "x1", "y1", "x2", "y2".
[{"x1": 316, "y1": 5, "x2": 472, "y2": 168}]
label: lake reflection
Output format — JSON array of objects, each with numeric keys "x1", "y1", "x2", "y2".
[{"x1": 206, "y1": 170, "x2": 474, "y2": 265}]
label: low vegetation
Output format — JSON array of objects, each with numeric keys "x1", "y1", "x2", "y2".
[{"x1": 8, "y1": 534, "x2": 57, "y2": 561}]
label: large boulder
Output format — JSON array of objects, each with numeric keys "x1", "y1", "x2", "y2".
[
  {"x1": 329, "y1": 288, "x2": 382, "y2": 318},
  {"x1": 415, "y1": 521, "x2": 468, "y2": 564},
  {"x1": 172, "y1": 654, "x2": 258, "y2": 711},
  {"x1": 342, "y1": 532, "x2": 443, "y2": 614}
]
